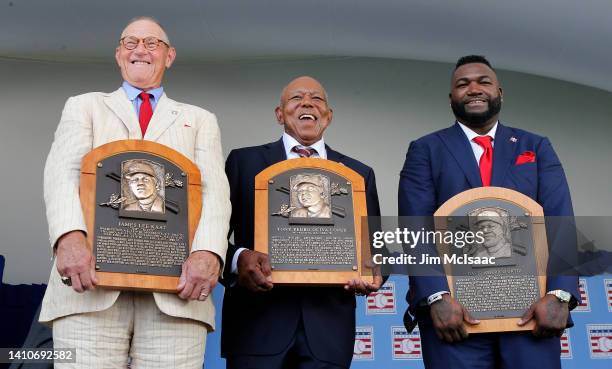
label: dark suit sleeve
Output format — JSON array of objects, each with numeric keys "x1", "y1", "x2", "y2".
[
  {"x1": 221, "y1": 150, "x2": 240, "y2": 286},
  {"x1": 536, "y1": 138, "x2": 579, "y2": 306},
  {"x1": 398, "y1": 140, "x2": 437, "y2": 216},
  {"x1": 536, "y1": 138, "x2": 574, "y2": 217},
  {"x1": 363, "y1": 167, "x2": 392, "y2": 286},
  {"x1": 364, "y1": 168, "x2": 381, "y2": 217},
  {"x1": 398, "y1": 140, "x2": 449, "y2": 307}
]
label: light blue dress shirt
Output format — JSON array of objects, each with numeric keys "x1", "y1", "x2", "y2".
[{"x1": 121, "y1": 81, "x2": 164, "y2": 116}]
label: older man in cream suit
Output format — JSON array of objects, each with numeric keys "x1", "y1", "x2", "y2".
[{"x1": 40, "y1": 16, "x2": 230, "y2": 368}]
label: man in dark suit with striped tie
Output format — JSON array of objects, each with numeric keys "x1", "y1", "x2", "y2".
[{"x1": 221, "y1": 76, "x2": 382, "y2": 369}]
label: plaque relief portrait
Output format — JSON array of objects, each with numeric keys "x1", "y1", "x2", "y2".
[
  {"x1": 466, "y1": 207, "x2": 528, "y2": 259},
  {"x1": 289, "y1": 173, "x2": 332, "y2": 219},
  {"x1": 121, "y1": 159, "x2": 166, "y2": 214}
]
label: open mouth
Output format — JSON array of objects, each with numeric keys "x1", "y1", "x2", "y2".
[
  {"x1": 466, "y1": 99, "x2": 487, "y2": 106},
  {"x1": 131, "y1": 60, "x2": 151, "y2": 65},
  {"x1": 299, "y1": 114, "x2": 316, "y2": 121}
]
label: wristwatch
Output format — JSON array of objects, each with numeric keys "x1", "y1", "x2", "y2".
[
  {"x1": 427, "y1": 291, "x2": 449, "y2": 305},
  {"x1": 547, "y1": 290, "x2": 571, "y2": 303}
]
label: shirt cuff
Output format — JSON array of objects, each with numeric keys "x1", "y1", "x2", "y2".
[{"x1": 231, "y1": 248, "x2": 247, "y2": 274}]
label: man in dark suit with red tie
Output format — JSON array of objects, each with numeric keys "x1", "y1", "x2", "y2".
[
  {"x1": 398, "y1": 55, "x2": 579, "y2": 369},
  {"x1": 221, "y1": 76, "x2": 382, "y2": 369}
]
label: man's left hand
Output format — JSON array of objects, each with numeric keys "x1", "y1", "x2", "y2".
[
  {"x1": 518, "y1": 294, "x2": 569, "y2": 338},
  {"x1": 177, "y1": 250, "x2": 221, "y2": 301}
]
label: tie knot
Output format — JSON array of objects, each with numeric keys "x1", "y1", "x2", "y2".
[
  {"x1": 139, "y1": 92, "x2": 152, "y2": 102},
  {"x1": 473, "y1": 135, "x2": 493, "y2": 149},
  {"x1": 292, "y1": 146, "x2": 317, "y2": 158}
]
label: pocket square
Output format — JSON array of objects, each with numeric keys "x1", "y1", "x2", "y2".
[{"x1": 515, "y1": 151, "x2": 536, "y2": 165}]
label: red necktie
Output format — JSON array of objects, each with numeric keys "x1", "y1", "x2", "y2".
[
  {"x1": 139, "y1": 92, "x2": 153, "y2": 136},
  {"x1": 292, "y1": 146, "x2": 317, "y2": 158},
  {"x1": 473, "y1": 136, "x2": 493, "y2": 186}
]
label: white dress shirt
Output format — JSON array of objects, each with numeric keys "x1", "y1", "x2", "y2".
[{"x1": 457, "y1": 120, "x2": 498, "y2": 164}]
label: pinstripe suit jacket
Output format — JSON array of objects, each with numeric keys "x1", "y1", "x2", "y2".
[{"x1": 40, "y1": 87, "x2": 231, "y2": 330}]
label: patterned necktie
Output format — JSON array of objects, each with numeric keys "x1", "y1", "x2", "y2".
[
  {"x1": 472, "y1": 135, "x2": 493, "y2": 186},
  {"x1": 292, "y1": 146, "x2": 317, "y2": 158},
  {"x1": 139, "y1": 92, "x2": 153, "y2": 136}
]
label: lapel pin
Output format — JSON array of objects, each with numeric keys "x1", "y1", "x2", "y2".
[{"x1": 510, "y1": 136, "x2": 517, "y2": 143}]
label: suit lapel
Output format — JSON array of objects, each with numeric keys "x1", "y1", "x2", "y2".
[
  {"x1": 491, "y1": 123, "x2": 519, "y2": 186},
  {"x1": 326, "y1": 145, "x2": 344, "y2": 163},
  {"x1": 263, "y1": 138, "x2": 287, "y2": 166},
  {"x1": 439, "y1": 123, "x2": 482, "y2": 187},
  {"x1": 144, "y1": 93, "x2": 180, "y2": 142},
  {"x1": 103, "y1": 88, "x2": 142, "y2": 138}
]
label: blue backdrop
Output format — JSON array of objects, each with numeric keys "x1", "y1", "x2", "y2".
[{"x1": 204, "y1": 275, "x2": 612, "y2": 369}]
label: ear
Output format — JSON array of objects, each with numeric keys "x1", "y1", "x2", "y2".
[
  {"x1": 499, "y1": 87, "x2": 504, "y2": 101},
  {"x1": 274, "y1": 106, "x2": 284, "y2": 125},
  {"x1": 115, "y1": 46, "x2": 122, "y2": 68},
  {"x1": 326, "y1": 108, "x2": 333, "y2": 126},
  {"x1": 165, "y1": 47, "x2": 177, "y2": 69}
]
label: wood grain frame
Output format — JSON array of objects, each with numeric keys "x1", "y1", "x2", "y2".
[
  {"x1": 254, "y1": 158, "x2": 372, "y2": 285},
  {"x1": 434, "y1": 186, "x2": 548, "y2": 333},
  {"x1": 80, "y1": 140, "x2": 201, "y2": 292}
]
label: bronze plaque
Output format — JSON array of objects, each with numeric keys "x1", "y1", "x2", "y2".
[
  {"x1": 434, "y1": 187, "x2": 548, "y2": 333},
  {"x1": 268, "y1": 170, "x2": 356, "y2": 271},
  {"x1": 95, "y1": 154, "x2": 188, "y2": 276},
  {"x1": 254, "y1": 158, "x2": 371, "y2": 285},
  {"x1": 80, "y1": 140, "x2": 202, "y2": 292}
]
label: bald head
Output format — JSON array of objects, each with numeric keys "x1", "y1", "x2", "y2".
[
  {"x1": 120, "y1": 16, "x2": 170, "y2": 44},
  {"x1": 280, "y1": 76, "x2": 329, "y2": 105},
  {"x1": 275, "y1": 76, "x2": 333, "y2": 146}
]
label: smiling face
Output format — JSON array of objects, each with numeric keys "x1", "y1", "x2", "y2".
[
  {"x1": 275, "y1": 76, "x2": 333, "y2": 146},
  {"x1": 450, "y1": 63, "x2": 503, "y2": 133},
  {"x1": 115, "y1": 19, "x2": 176, "y2": 90}
]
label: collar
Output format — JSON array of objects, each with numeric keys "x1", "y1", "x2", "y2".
[
  {"x1": 121, "y1": 81, "x2": 164, "y2": 102},
  {"x1": 457, "y1": 120, "x2": 499, "y2": 142},
  {"x1": 282, "y1": 132, "x2": 327, "y2": 159}
]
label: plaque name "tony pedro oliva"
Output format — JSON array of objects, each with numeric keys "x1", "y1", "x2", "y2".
[
  {"x1": 254, "y1": 158, "x2": 373, "y2": 285},
  {"x1": 434, "y1": 187, "x2": 549, "y2": 333},
  {"x1": 80, "y1": 140, "x2": 202, "y2": 292}
]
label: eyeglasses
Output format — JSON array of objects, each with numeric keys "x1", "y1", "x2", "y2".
[{"x1": 120, "y1": 36, "x2": 169, "y2": 51}]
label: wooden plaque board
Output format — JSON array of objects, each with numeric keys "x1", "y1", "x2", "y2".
[
  {"x1": 80, "y1": 140, "x2": 202, "y2": 292},
  {"x1": 254, "y1": 158, "x2": 372, "y2": 285},
  {"x1": 434, "y1": 187, "x2": 548, "y2": 333}
]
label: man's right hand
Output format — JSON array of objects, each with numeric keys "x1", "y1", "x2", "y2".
[
  {"x1": 55, "y1": 231, "x2": 98, "y2": 293},
  {"x1": 237, "y1": 250, "x2": 273, "y2": 292},
  {"x1": 430, "y1": 294, "x2": 479, "y2": 343}
]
